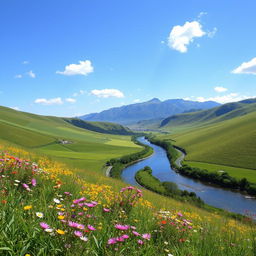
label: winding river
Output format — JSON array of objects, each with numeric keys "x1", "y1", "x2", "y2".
[{"x1": 121, "y1": 137, "x2": 256, "y2": 217}]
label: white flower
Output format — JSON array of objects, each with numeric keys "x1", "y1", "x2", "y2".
[
  {"x1": 80, "y1": 236, "x2": 88, "y2": 242},
  {"x1": 36, "y1": 212, "x2": 44, "y2": 218},
  {"x1": 14, "y1": 180, "x2": 20, "y2": 183},
  {"x1": 53, "y1": 198, "x2": 60, "y2": 204},
  {"x1": 45, "y1": 228, "x2": 53, "y2": 233}
]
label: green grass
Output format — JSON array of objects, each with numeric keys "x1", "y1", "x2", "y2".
[
  {"x1": 186, "y1": 161, "x2": 256, "y2": 183},
  {"x1": 158, "y1": 111, "x2": 256, "y2": 171},
  {"x1": 0, "y1": 106, "x2": 141, "y2": 173}
]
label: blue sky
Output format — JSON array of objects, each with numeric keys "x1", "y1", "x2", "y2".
[{"x1": 1, "y1": 0, "x2": 256, "y2": 117}]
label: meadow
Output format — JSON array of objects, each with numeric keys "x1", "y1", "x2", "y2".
[
  {"x1": 0, "y1": 142, "x2": 256, "y2": 255},
  {"x1": 157, "y1": 111, "x2": 256, "y2": 182}
]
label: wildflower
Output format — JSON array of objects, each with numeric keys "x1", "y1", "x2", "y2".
[
  {"x1": 36, "y1": 212, "x2": 44, "y2": 218},
  {"x1": 45, "y1": 228, "x2": 53, "y2": 233},
  {"x1": 56, "y1": 229, "x2": 65, "y2": 235},
  {"x1": 103, "y1": 208, "x2": 110, "y2": 212},
  {"x1": 108, "y1": 238, "x2": 117, "y2": 244},
  {"x1": 80, "y1": 236, "x2": 88, "y2": 242},
  {"x1": 25, "y1": 254, "x2": 31, "y2": 256},
  {"x1": 132, "y1": 231, "x2": 140, "y2": 236},
  {"x1": 74, "y1": 231, "x2": 83, "y2": 237},
  {"x1": 53, "y1": 198, "x2": 61, "y2": 204},
  {"x1": 1, "y1": 200, "x2": 7, "y2": 204},
  {"x1": 24, "y1": 205, "x2": 32, "y2": 210},
  {"x1": 58, "y1": 215, "x2": 65, "y2": 220},
  {"x1": 115, "y1": 224, "x2": 129, "y2": 230},
  {"x1": 40, "y1": 222, "x2": 50, "y2": 229},
  {"x1": 177, "y1": 212, "x2": 183, "y2": 217},
  {"x1": 31, "y1": 178, "x2": 36, "y2": 187},
  {"x1": 121, "y1": 234, "x2": 129, "y2": 239},
  {"x1": 14, "y1": 180, "x2": 20, "y2": 183},
  {"x1": 22, "y1": 183, "x2": 31, "y2": 191},
  {"x1": 138, "y1": 239, "x2": 144, "y2": 245},
  {"x1": 87, "y1": 225, "x2": 96, "y2": 231},
  {"x1": 142, "y1": 233, "x2": 151, "y2": 240}
]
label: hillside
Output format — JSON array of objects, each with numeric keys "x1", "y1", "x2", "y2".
[
  {"x1": 64, "y1": 118, "x2": 134, "y2": 135},
  {"x1": 160, "y1": 98, "x2": 256, "y2": 130},
  {"x1": 0, "y1": 106, "x2": 141, "y2": 171},
  {"x1": 80, "y1": 98, "x2": 220, "y2": 124},
  {"x1": 158, "y1": 109, "x2": 256, "y2": 170}
]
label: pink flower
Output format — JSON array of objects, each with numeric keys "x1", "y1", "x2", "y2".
[
  {"x1": 121, "y1": 234, "x2": 129, "y2": 239},
  {"x1": 22, "y1": 183, "x2": 30, "y2": 191},
  {"x1": 116, "y1": 237, "x2": 124, "y2": 242},
  {"x1": 177, "y1": 212, "x2": 183, "y2": 217},
  {"x1": 108, "y1": 238, "x2": 117, "y2": 244},
  {"x1": 138, "y1": 239, "x2": 144, "y2": 245},
  {"x1": 87, "y1": 225, "x2": 96, "y2": 231},
  {"x1": 31, "y1": 178, "x2": 36, "y2": 187},
  {"x1": 68, "y1": 221, "x2": 78, "y2": 228},
  {"x1": 103, "y1": 208, "x2": 110, "y2": 212},
  {"x1": 40, "y1": 222, "x2": 50, "y2": 229},
  {"x1": 74, "y1": 231, "x2": 83, "y2": 237},
  {"x1": 84, "y1": 201, "x2": 97, "y2": 207},
  {"x1": 142, "y1": 233, "x2": 151, "y2": 240},
  {"x1": 132, "y1": 231, "x2": 140, "y2": 236},
  {"x1": 115, "y1": 224, "x2": 130, "y2": 230}
]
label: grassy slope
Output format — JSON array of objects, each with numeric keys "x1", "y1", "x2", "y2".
[
  {"x1": 157, "y1": 110, "x2": 256, "y2": 182},
  {"x1": 0, "y1": 106, "x2": 141, "y2": 172}
]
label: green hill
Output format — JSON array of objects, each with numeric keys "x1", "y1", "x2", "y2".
[
  {"x1": 160, "y1": 98, "x2": 256, "y2": 131},
  {"x1": 0, "y1": 106, "x2": 141, "y2": 171}
]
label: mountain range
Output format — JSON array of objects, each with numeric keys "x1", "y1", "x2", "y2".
[{"x1": 80, "y1": 98, "x2": 220, "y2": 124}]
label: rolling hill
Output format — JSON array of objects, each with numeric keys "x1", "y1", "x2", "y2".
[
  {"x1": 160, "y1": 98, "x2": 256, "y2": 130},
  {"x1": 0, "y1": 106, "x2": 141, "y2": 172},
  {"x1": 80, "y1": 98, "x2": 220, "y2": 124}
]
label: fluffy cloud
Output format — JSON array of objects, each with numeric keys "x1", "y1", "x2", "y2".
[
  {"x1": 15, "y1": 74, "x2": 22, "y2": 79},
  {"x1": 73, "y1": 90, "x2": 86, "y2": 97},
  {"x1": 27, "y1": 70, "x2": 36, "y2": 78},
  {"x1": 214, "y1": 86, "x2": 228, "y2": 93},
  {"x1": 57, "y1": 60, "x2": 94, "y2": 76},
  {"x1": 11, "y1": 106, "x2": 20, "y2": 111},
  {"x1": 65, "y1": 98, "x2": 76, "y2": 103},
  {"x1": 133, "y1": 99, "x2": 141, "y2": 103},
  {"x1": 194, "y1": 93, "x2": 255, "y2": 104},
  {"x1": 91, "y1": 89, "x2": 124, "y2": 98},
  {"x1": 34, "y1": 97, "x2": 63, "y2": 105},
  {"x1": 168, "y1": 21, "x2": 206, "y2": 53},
  {"x1": 232, "y1": 57, "x2": 256, "y2": 75},
  {"x1": 23, "y1": 61, "x2": 29, "y2": 64}
]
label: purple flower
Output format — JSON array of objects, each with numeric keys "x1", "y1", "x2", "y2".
[
  {"x1": 132, "y1": 231, "x2": 140, "y2": 236},
  {"x1": 121, "y1": 234, "x2": 129, "y2": 239},
  {"x1": 31, "y1": 178, "x2": 36, "y2": 187},
  {"x1": 138, "y1": 239, "x2": 144, "y2": 245},
  {"x1": 114, "y1": 224, "x2": 130, "y2": 230},
  {"x1": 22, "y1": 183, "x2": 30, "y2": 191},
  {"x1": 142, "y1": 233, "x2": 151, "y2": 240},
  {"x1": 40, "y1": 222, "x2": 50, "y2": 229},
  {"x1": 177, "y1": 212, "x2": 183, "y2": 217},
  {"x1": 108, "y1": 238, "x2": 117, "y2": 245},
  {"x1": 74, "y1": 231, "x2": 83, "y2": 237},
  {"x1": 87, "y1": 225, "x2": 96, "y2": 231}
]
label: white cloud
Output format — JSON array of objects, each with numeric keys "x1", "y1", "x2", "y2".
[
  {"x1": 27, "y1": 70, "x2": 36, "y2": 78},
  {"x1": 66, "y1": 98, "x2": 76, "y2": 103},
  {"x1": 214, "y1": 86, "x2": 228, "y2": 93},
  {"x1": 23, "y1": 61, "x2": 29, "y2": 64},
  {"x1": 133, "y1": 99, "x2": 141, "y2": 103},
  {"x1": 34, "y1": 97, "x2": 63, "y2": 105},
  {"x1": 208, "y1": 27, "x2": 217, "y2": 38},
  {"x1": 57, "y1": 60, "x2": 94, "y2": 76},
  {"x1": 73, "y1": 90, "x2": 86, "y2": 97},
  {"x1": 168, "y1": 21, "x2": 206, "y2": 53},
  {"x1": 198, "y1": 12, "x2": 207, "y2": 19},
  {"x1": 232, "y1": 57, "x2": 256, "y2": 75},
  {"x1": 91, "y1": 89, "x2": 124, "y2": 98},
  {"x1": 11, "y1": 106, "x2": 20, "y2": 111},
  {"x1": 15, "y1": 74, "x2": 22, "y2": 79},
  {"x1": 195, "y1": 93, "x2": 255, "y2": 104}
]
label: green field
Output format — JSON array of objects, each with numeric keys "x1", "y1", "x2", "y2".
[
  {"x1": 156, "y1": 103, "x2": 256, "y2": 182},
  {"x1": 0, "y1": 106, "x2": 141, "y2": 173}
]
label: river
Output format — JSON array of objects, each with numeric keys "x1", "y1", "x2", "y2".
[{"x1": 121, "y1": 137, "x2": 256, "y2": 217}]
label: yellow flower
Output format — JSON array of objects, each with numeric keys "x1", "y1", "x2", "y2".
[
  {"x1": 56, "y1": 229, "x2": 65, "y2": 235},
  {"x1": 25, "y1": 254, "x2": 31, "y2": 256},
  {"x1": 58, "y1": 215, "x2": 65, "y2": 220},
  {"x1": 24, "y1": 205, "x2": 32, "y2": 210}
]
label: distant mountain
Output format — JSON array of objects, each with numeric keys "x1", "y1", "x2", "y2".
[
  {"x1": 80, "y1": 98, "x2": 220, "y2": 124},
  {"x1": 160, "y1": 98, "x2": 256, "y2": 129}
]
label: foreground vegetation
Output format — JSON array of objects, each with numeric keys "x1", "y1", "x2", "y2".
[{"x1": 1, "y1": 143, "x2": 256, "y2": 256}]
